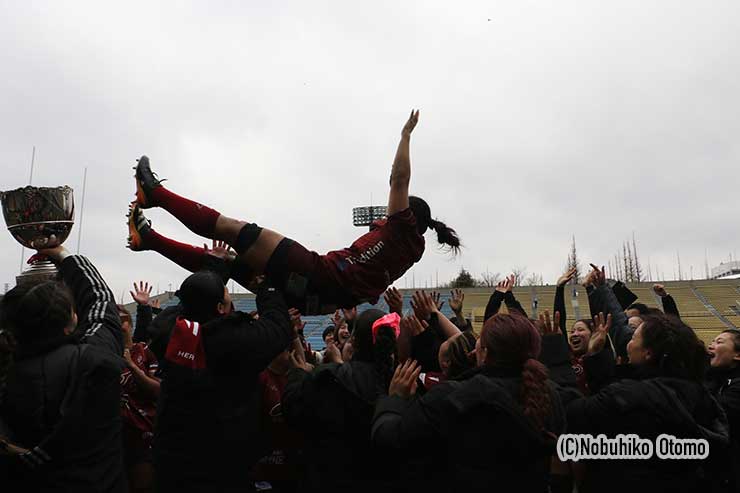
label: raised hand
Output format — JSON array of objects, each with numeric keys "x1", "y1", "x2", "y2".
[
  {"x1": 36, "y1": 245, "x2": 70, "y2": 263},
  {"x1": 448, "y1": 288, "x2": 464, "y2": 314},
  {"x1": 130, "y1": 281, "x2": 152, "y2": 306},
  {"x1": 410, "y1": 290, "x2": 439, "y2": 321},
  {"x1": 653, "y1": 284, "x2": 668, "y2": 297},
  {"x1": 288, "y1": 308, "x2": 306, "y2": 335},
  {"x1": 289, "y1": 348, "x2": 314, "y2": 372},
  {"x1": 204, "y1": 239, "x2": 236, "y2": 262},
  {"x1": 384, "y1": 287, "x2": 404, "y2": 316},
  {"x1": 588, "y1": 264, "x2": 606, "y2": 287},
  {"x1": 538, "y1": 310, "x2": 561, "y2": 336},
  {"x1": 400, "y1": 314, "x2": 429, "y2": 337},
  {"x1": 150, "y1": 298, "x2": 161, "y2": 309},
  {"x1": 331, "y1": 310, "x2": 343, "y2": 328},
  {"x1": 323, "y1": 341, "x2": 343, "y2": 364},
  {"x1": 587, "y1": 312, "x2": 612, "y2": 355},
  {"x1": 430, "y1": 291, "x2": 445, "y2": 310},
  {"x1": 495, "y1": 275, "x2": 515, "y2": 294},
  {"x1": 401, "y1": 109, "x2": 420, "y2": 138},
  {"x1": 389, "y1": 359, "x2": 421, "y2": 398},
  {"x1": 557, "y1": 267, "x2": 578, "y2": 287}
]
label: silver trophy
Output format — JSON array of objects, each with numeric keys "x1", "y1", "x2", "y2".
[{"x1": 1, "y1": 186, "x2": 75, "y2": 284}]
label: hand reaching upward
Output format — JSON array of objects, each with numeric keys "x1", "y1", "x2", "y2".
[
  {"x1": 204, "y1": 239, "x2": 236, "y2": 262},
  {"x1": 557, "y1": 267, "x2": 577, "y2": 287},
  {"x1": 130, "y1": 281, "x2": 152, "y2": 306},
  {"x1": 402, "y1": 109, "x2": 420, "y2": 138}
]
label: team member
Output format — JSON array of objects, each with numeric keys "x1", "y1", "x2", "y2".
[{"x1": 127, "y1": 111, "x2": 460, "y2": 314}]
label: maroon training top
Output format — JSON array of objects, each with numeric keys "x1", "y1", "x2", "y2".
[{"x1": 324, "y1": 208, "x2": 425, "y2": 304}]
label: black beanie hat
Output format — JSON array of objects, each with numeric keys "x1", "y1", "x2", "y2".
[{"x1": 178, "y1": 270, "x2": 226, "y2": 323}]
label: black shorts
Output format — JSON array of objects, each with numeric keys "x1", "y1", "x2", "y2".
[{"x1": 264, "y1": 238, "x2": 353, "y2": 315}]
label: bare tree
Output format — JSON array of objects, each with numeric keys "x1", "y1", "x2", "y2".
[
  {"x1": 510, "y1": 266, "x2": 527, "y2": 286},
  {"x1": 622, "y1": 243, "x2": 631, "y2": 282},
  {"x1": 525, "y1": 272, "x2": 544, "y2": 286},
  {"x1": 566, "y1": 235, "x2": 582, "y2": 284},
  {"x1": 632, "y1": 233, "x2": 642, "y2": 282},
  {"x1": 480, "y1": 271, "x2": 501, "y2": 288}
]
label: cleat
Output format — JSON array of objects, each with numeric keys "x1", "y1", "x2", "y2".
[
  {"x1": 134, "y1": 155, "x2": 166, "y2": 208},
  {"x1": 127, "y1": 202, "x2": 152, "y2": 251}
]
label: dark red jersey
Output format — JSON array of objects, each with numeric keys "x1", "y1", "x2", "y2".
[
  {"x1": 252, "y1": 368, "x2": 304, "y2": 482},
  {"x1": 120, "y1": 343, "x2": 158, "y2": 438},
  {"x1": 164, "y1": 317, "x2": 207, "y2": 370},
  {"x1": 325, "y1": 208, "x2": 425, "y2": 304}
]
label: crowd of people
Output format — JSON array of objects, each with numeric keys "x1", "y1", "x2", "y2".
[{"x1": 0, "y1": 112, "x2": 738, "y2": 492}]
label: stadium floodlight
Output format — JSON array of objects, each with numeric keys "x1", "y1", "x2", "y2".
[{"x1": 352, "y1": 206, "x2": 387, "y2": 228}]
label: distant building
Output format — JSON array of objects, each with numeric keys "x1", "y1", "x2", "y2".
[{"x1": 711, "y1": 261, "x2": 740, "y2": 280}]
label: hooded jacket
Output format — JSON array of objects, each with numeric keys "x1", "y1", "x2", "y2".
[
  {"x1": 1, "y1": 255, "x2": 126, "y2": 493},
  {"x1": 372, "y1": 366, "x2": 565, "y2": 493}
]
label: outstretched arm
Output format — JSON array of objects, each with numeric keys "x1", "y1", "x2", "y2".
[
  {"x1": 387, "y1": 110, "x2": 419, "y2": 216},
  {"x1": 554, "y1": 267, "x2": 576, "y2": 346}
]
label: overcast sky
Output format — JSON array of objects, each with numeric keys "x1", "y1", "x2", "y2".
[{"x1": 1, "y1": 1, "x2": 738, "y2": 301}]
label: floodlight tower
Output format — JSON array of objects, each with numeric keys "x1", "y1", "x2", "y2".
[{"x1": 352, "y1": 205, "x2": 387, "y2": 231}]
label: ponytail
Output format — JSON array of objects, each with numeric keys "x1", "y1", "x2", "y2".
[
  {"x1": 430, "y1": 219, "x2": 461, "y2": 255},
  {"x1": 520, "y1": 358, "x2": 551, "y2": 430},
  {"x1": 481, "y1": 313, "x2": 552, "y2": 430},
  {"x1": 408, "y1": 196, "x2": 461, "y2": 255}
]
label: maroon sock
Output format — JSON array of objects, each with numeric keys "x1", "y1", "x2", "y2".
[
  {"x1": 151, "y1": 186, "x2": 221, "y2": 239},
  {"x1": 144, "y1": 229, "x2": 206, "y2": 273}
]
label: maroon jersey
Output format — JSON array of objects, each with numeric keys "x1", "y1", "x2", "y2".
[
  {"x1": 165, "y1": 318, "x2": 207, "y2": 370},
  {"x1": 325, "y1": 208, "x2": 425, "y2": 303},
  {"x1": 252, "y1": 368, "x2": 304, "y2": 482},
  {"x1": 570, "y1": 353, "x2": 589, "y2": 395},
  {"x1": 420, "y1": 371, "x2": 446, "y2": 390},
  {"x1": 120, "y1": 343, "x2": 158, "y2": 439}
]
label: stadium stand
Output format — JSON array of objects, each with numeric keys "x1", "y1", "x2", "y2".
[{"x1": 124, "y1": 279, "x2": 740, "y2": 350}]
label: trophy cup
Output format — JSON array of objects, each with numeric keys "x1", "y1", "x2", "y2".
[{"x1": 1, "y1": 186, "x2": 75, "y2": 285}]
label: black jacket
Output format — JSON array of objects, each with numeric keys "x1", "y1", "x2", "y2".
[
  {"x1": 1, "y1": 255, "x2": 126, "y2": 493},
  {"x1": 706, "y1": 365, "x2": 740, "y2": 491},
  {"x1": 282, "y1": 360, "x2": 398, "y2": 493},
  {"x1": 372, "y1": 366, "x2": 565, "y2": 493},
  {"x1": 152, "y1": 285, "x2": 292, "y2": 493},
  {"x1": 484, "y1": 290, "x2": 527, "y2": 322},
  {"x1": 586, "y1": 284, "x2": 632, "y2": 359},
  {"x1": 566, "y1": 373, "x2": 730, "y2": 493},
  {"x1": 132, "y1": 302, "x2": 163, "y2": 343}
]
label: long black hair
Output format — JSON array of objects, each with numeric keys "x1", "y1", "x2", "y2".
[
  {"x1": 409, "y1": 196, "x2": 460, "y2": 254},
  {"x1": 1, "y1": 281, "x2": 75, "y2": 346},
  {"x1": 351, "y1": 309, "x2": 398, "y2": 393},
  {"x1": 640, "y1": 313, "x2": 708, "y2": 381}
]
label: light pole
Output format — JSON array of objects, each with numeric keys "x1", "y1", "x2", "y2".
[{"x1": 352, "y1": 206, "x2": 387, "y2": 231}]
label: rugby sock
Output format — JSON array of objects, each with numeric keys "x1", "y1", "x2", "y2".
[
  {"x1": 144, "y1": 229, "x2": 206, "y2": 273},
  {"x1": 151, "y1": 186, "x2": 221, "y2": 239}
]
